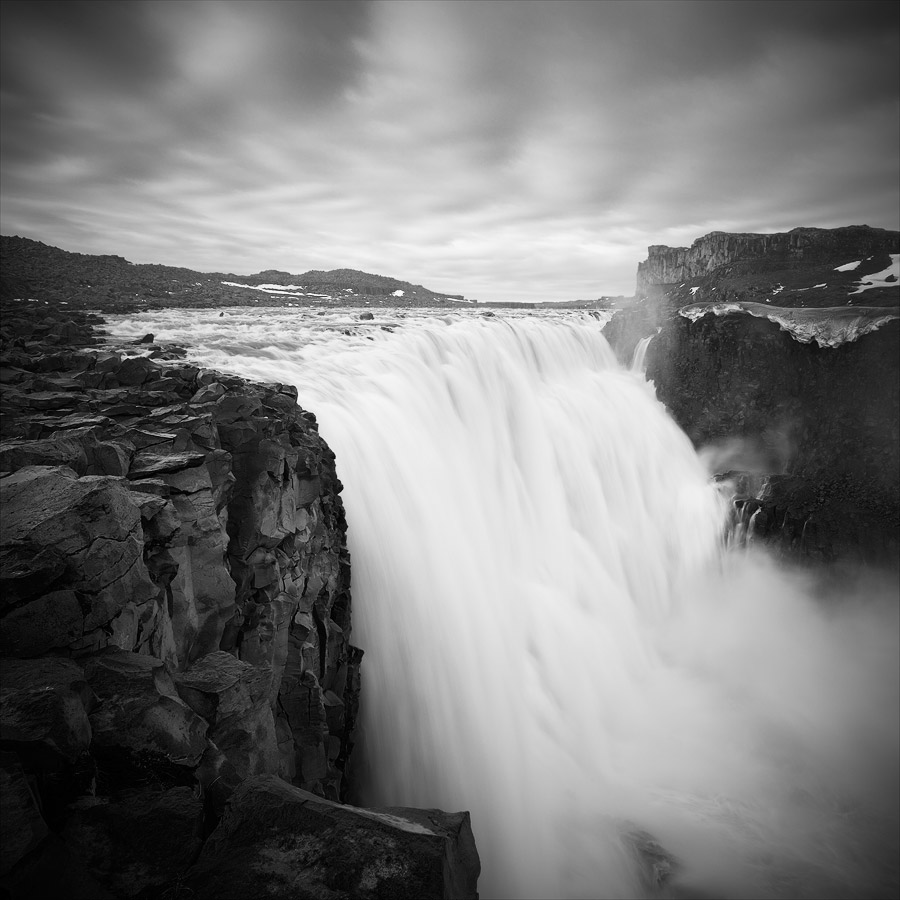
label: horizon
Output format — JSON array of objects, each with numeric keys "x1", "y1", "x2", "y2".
[{"x1": 1, "y1": 0, "x2": 898, "y2": 303}]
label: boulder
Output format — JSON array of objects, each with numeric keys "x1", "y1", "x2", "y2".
[{"x1": 180, "y1": 775, "x2": 480, "y2": 900}]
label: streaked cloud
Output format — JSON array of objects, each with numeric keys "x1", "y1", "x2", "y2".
[{"x1": 1, "y1": 0, "x2": 897, "y2": 302}]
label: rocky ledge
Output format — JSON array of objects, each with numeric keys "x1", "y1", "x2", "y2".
[{"x1": 0, "y1": 303, "x2": 479, "y2": 899}]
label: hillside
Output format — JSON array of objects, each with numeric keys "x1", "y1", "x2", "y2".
[{"x1": 0, "y1": 236, "x2": 470, "y2": 311}]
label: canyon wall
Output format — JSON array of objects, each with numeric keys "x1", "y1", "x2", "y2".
[
  {"x1": 646, "y1": 313, "x2": 900, "y2": 565},
  {"x1": 635, "y1": 225, "x2": 898, "y2": 300},
  {"x1": 0, "y1": 304, "x2": 479, "y2": 899},
  {"x1": 609, "y1": 226, "x2": 900, "y2": 566}
]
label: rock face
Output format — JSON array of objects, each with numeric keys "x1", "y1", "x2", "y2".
[
  {"x1": 635, "y1": 225, "x2": 899, "y2": 307},
  {"x1": 608, "y1": 226, "x2": 900, "y2": 565},
  {"x1": 0, "y1": 303, "x2": 478, "y2": 899}
]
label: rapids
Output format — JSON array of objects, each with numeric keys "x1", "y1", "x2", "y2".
[{"x1": 105, "y1": 308, "x2": 899, "y2": 900}]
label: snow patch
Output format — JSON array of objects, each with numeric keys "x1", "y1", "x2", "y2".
[
  {"x1": 689, "y1": 287, "x2": 700, "y2": 296},
  {"x1": 392, "y1": 290, "x2": 405, "y2": 297},
  {"x1": 849, "y1": 254, "x2": 900, "y2": 294},
  {"x1": 835, "y1": 260, "x2": 862, "y2": 272}
]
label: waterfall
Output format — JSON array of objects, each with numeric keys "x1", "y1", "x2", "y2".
[{"x1": 106, "y1": 309, "x2": 899, "y2": 900}]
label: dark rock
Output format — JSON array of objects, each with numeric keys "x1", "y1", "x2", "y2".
[
  {"x1": 0, "y1": 589, "x2": 84, "y2": 657},
  {"x1": 0, "y1": 657, "x2": 94, "y2": 766},
  {"x1": 0, "y1": 753, "x2": 49, "y2": 874},
  {"x1": 0, "y1": 542, "x2": 67, "y2": 607},
  {"x1": 0, "y1": 466, "x2": 157, "y2": 631},
  {"x1": 83, "y1": 652, "x2": 209, "y2": 767},
  {"x1": 61, "y1": 785, "x2": 203, "y2": 898},
  {"x1": 128, "y1": 447, "x2": 208, "y2": 477},
  {"x1": 180, "y1": 775, "x2": 480, "y2": 900}
]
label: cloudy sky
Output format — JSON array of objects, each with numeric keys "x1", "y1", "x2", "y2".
[{"x1": 1, "y1": 1, "x2": 898, "y2": 302}]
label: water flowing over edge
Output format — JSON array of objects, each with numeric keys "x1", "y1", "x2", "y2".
[{"x1": 105, "y1": 308, "x2": 900, "y2": 900}]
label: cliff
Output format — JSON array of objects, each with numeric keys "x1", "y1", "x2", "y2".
[
  {"x1": 635, "y1": 225, "x2": 899, "y2": 308},
  {"x1": 607, "y1": 226, "x2": 900, "y2": 565},
  {"x1": 0, "y1": 303, "x2": 479, "y2": 898}
]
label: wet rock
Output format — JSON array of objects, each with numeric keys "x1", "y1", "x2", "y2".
[{"x1": 180, "y1": 775, "x2": 480, "y2": 900}]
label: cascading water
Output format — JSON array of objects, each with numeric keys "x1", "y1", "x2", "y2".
[{"x1": 106, "y1": 309, "x2": 899, "y2": 900}]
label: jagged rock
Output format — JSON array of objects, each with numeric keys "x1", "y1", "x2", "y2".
[
  {"x1": 155, "y1": 464, "x2": 236, "y2": 667},
  {"x1": 83, "y1": 651, "x2": 208, "y2": 766},
  {"x1": 0, "y1": 466, "x2": 157, "y2": 631},
  {"x1": 179, "y1": 775, "x2": 480, "y2": 900},
  {"x1": 173, "y1": 650, "x2": 267, "y2": 721},
  {"x1": 0, "y1": 658, "x2": 94, "y2": 766},
  {"x1": 61, "y1": 785, "x2": 203, "y2": 898},
  {"x1": 0, "y1": 310, "x2": 365, "y2": 871},
  {"x1": 174, "y1": 651, "x2": 280, "y2": 779},
  {"x1": 0, "y1": 543, "x2": 67, "y2": 607},
  {"x1": 128, "y1": 447, "x2": 207, "y2": 476},
  {"x1": 0, "y1": 428, "x2": 130, "y2": 476},
  {"x1": 0, "y1": 753, "x2": 49, "y2": 874}
]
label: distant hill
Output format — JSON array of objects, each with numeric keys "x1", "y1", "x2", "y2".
[
  {"x1": 635, "y1": 225, "x2": 899, "y2": 309},
  {"x1": 0, "y1": 236, "x2": 471, "y2": 310}
]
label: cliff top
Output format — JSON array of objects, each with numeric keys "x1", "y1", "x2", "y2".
[{"x1": 636, "y1": 224, "x2": 899, "y2": 308}]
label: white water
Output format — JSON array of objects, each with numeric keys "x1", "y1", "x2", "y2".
[{"x1": 105, "y1": 309, "x2": 899, "y2": 900}]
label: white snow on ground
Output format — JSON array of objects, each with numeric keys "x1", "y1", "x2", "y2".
[
  {"x1": 392, "y1": 290, "x2": 405, "y2": 297},
  {"x1": 679, "y1": 301, "x2": 899, "y2": 348},
  {"x1": 221, "y1": 281, "x2": 341, "y2": 299},
  {"x1": 849, "y1": 254, "x2": 900, "y2": 294},
  {"x1": 813, "y1": 284, "x2": 827, "y2": 288},
  {"x1": 835, "y1": 260, "x2": 862, "y2": 272},
  {"x1": 689, "y1": 286, "x2": 700, "y2": 296},
  {"x1": 221, "y1": 281, "x2": 303, "y2": 293},
  {"x1": 772, "y1": 284, "x2": 784, "y2": 294}
]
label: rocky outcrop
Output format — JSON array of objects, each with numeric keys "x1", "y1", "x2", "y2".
[
  {"x1": 635, "y1": 225, "x2": 899, "y2": 303},
  {"x1": 606, "y1": 228, "x2": 900, "y2": 565},
  {"x1": 645, "y1": 312, "x2": 899, "y2": 564},
  {"x1": 0, "y1": 303, "x2": 478, "y2": 898}
]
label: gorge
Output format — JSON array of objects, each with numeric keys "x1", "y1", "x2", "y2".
[
  {"x1": 102, "y1": 308, "x2": 899, "y2": 900},
  {"x1": 1, "y1": 227, "x2": 898, "y2": 900}
]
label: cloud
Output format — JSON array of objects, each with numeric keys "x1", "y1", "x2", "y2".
[{"x1": 1, "y1": 0, "x2": 897, "y2": 302}]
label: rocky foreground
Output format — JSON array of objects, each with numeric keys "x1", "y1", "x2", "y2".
[{"x1": 0, "y1": 302, "x2": 479, "y2": 899}]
